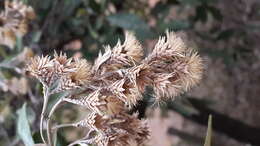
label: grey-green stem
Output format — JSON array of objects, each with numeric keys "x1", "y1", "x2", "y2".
[
  {"x1": 52, "y1": 123, "x2": 77, "y2": 130},
  {"x1": 40, "y1": 86, "x2": 49, "y2": 145},
  {"x1": 46, "y1": 97, "x2": 66, "y2": 146}
]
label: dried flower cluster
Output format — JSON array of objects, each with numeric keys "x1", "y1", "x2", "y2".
[
  {"x1": 27, "y1": 31, "x2": 203, "y2": 146},
  {"x1": 0, "y1": 0, "x2": 35, "y2": 48}
]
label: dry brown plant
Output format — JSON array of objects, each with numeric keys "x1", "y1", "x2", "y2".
[{"x1": 26, "y1": 31, "x2": 203, "y2": 146}]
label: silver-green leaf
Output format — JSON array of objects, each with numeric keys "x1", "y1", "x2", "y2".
[{"x1": 17, "y1": 103, "x2": 35, "y2": 146}]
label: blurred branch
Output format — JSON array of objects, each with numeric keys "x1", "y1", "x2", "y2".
[
  {"x1": 41, "y1": 0, "x2": 60, "y2": 33},
  {"x1": 168, "y1": 127, "x2": 203, "y2": 144}
]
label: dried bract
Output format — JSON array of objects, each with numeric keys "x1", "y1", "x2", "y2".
[{"x1": 92, "y1": 31, "x2": 143, "y2": 75}]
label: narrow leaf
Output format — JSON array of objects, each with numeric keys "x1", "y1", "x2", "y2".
[
  {"x1": 31, "y1": 31, "x2": 42, "y2": 43},
  {"x1": 107, "y1": 13, "x2": 154, "y2": 40},
  {"x1": 17, "y1": 103, "x2": 35, "y2": 146},
  {"x1": 204, "y1": 115, "x2": 212, "y2": 146}
]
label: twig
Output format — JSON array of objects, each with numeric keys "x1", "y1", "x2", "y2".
[{"x1": 41, "y1": 0, "x2": 60, "y2": 33}]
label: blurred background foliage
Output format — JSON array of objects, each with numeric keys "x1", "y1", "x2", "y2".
[{"x1": 1, "y1": 0, "x2": 260, "y2": 145}]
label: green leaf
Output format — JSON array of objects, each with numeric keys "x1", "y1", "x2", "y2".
[
  {"x1": 31, "y1": 31, "x2": 42, "y2": 43},
  {"x1": 207, "y1": 6, "x2": 222, "y2": 21},
  {"x1": 15, "y1": 36, "x2": 23, "y2": 51},
  {"x1": 55, "y1": 131, "x2": 68, "y2": 146},
  {"x1": 151, "y1": 4, "x2": 170, "y2": 19},
  {"x1": 159, "y1": 20, "x2": 191, "y2": 32},
  {"x1": 200, "y1": 48, "x2": 235, "y2": 66},
  {"x1": 0, "y1": 50, "x2": 26, "y2": 70},
  {"x1": 167, "y1": 98, "x2": 199, "y2": 116},
  {"x1": 63, "y1": 0, "x2": 82, "y2": 17},
  {"x1": 178, "y1": 0, "x2": 201, "y2": 5},
  {"x1": 204, "y1": 115, "x2": 212, "y2": 146},
  {"x1": 17, "y1": 103, "x2": 35, "y2": 146},
  {"x1": 216, "y1": 29, "x2": 234, "y2": 40},
  {"x1": 107, "y1": 13, "x2": 154, "y2": 40},
  {"x1": 47, "y1": 91, "x2": 69, "y2": 113},
  {"x1": 22, "y1": 0, "x2": 28, "y2": 4},
  {"x1": 194, "y1": 5, "x2": 208, "y2": 23}
]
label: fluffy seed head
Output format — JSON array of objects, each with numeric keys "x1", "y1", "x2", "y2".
[{"x1": 141, "y1": 31, "x2": 203, "y2": 100}]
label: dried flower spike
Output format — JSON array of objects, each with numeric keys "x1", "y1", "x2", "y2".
[
  {"x1": 139, "y1": 31, "x2": 203, "y2": 101},
  {"x1": 26, "y1": 30, "x2": 203, "y2": 146}
]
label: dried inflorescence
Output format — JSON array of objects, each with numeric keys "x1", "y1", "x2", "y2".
[
  {"x1": 0, "y1": 0, "x2": 35, "y2": 48},
  {"x1": 73, "y1": 112, "x2": 149, "y2": 146},
  {"x1": 27, "y1": 31, "x2": 203, "y2": 146},
  {"x1": 27, "y1": 52, "x2": 92, "y2": 91},
  {"x1": 142, "y1": 31, "x2": 203, "y2": 101}
]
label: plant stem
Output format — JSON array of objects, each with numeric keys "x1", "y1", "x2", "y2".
[
  {"x1": 47, "y1": 118, "x2": 54, "y2": 146},
  {"x1": 68, "y1": 138, "x2": 96, "y2": 146},
  {"x1": 52, "y1": 123, "x2": 77, "y2": 130},
  {"x1": 48, "y1": 98, "x2": 64, "y2": 120},
  {"x1": 46, "y1": 97, "x2": 65, "y2": 146},
  {"x1": 40, "y1": 115, "x2": 46, "y2": 144},
  {"x1": 40, "y1": 86, "x2": 49, "y2": 145}
]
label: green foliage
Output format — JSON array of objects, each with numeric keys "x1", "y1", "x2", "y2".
[
  {"x1": 158, "y1": 20, "x2": 191, "y2": 31},
  {"x1": 47, "y1": 91, "x2": 69, "y2": 113},
  {"x1": 166, "y1": 98, "x2": 199, "y2": 116},
  {"x1": 16, "y1": 103, "x2": 35, "y2": 146},
  {"x1": 107, "y1": 13, "x2": 154, "y2": 40},
  {"x1": 31, "y1": 31, "x2": 42, "y2": 43}
]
